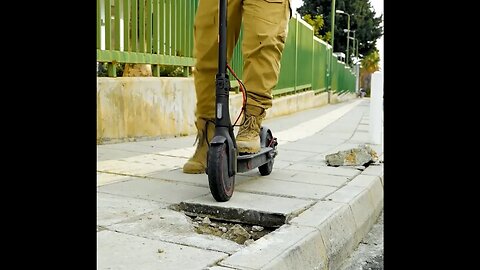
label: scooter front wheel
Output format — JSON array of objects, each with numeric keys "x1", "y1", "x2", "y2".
[{"x1": 207, "y1": 143, "x2": 235, "y2": 202}]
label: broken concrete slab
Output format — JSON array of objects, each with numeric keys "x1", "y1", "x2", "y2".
[
  {"x1": 108, "y1": 208, "x2": 243, "y2": 254},
  {"x1": 179, "y1": 192, "x2": 314, "y2": 227},
  {"x1": 325, "y1": 144, "x2": 378, "y2": 166}
]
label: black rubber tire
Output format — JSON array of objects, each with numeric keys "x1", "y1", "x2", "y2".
[
  {"x1": 207, "y1": 143, "x2": 235, "y2": 202},
  {"x1": 258, "y1": 130, "x2": 274, "y2": 176}
]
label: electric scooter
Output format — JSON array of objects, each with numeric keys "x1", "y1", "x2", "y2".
[{"x1": 206, "y1": 0, "x2": 278, "y2": 202}]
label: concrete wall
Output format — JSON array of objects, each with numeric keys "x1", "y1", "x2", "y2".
[
  {"x1": 97, "y1": 77, "x2": 197, "y2": 144},
  {"x1": 97, "y1": 77, "x2": 356, "y2": 144},
  {"x1": 330, "y1": 92, "x2": 357, "y2": 104}
]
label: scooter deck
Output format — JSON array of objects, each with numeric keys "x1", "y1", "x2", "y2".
[{"x1": 236, "y1": 147, "x2": 277, "y2": 173}]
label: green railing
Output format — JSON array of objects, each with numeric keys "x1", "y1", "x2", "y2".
[
  {"x1": 97, "y1": 0, "x2": 198, "y2": 77},
  {"x1": 273, "y1": 14, "x2": 355, "y2": 95},
  {"x1": 97, "y1": 1, "x2": 356, "y2": 94}
]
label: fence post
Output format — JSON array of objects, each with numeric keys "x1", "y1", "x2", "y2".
[{"x1": 294, "y1": 13, "x2": 298, "y2": 93}]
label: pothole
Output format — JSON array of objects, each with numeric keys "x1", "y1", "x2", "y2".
[
  {"x1": 186, "y1": 215, "x2": 273, "y2": 245},
  {"x1": 170, "y1": 192, "x2": 314, "y2": 245},
  {"x1": 170, "y1": 201, "x2": 291, "y2": 245},
  {"x1": 175, "y1": 201, "x2": 289, "y2": 228}
]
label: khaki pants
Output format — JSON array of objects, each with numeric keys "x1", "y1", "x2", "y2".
[{"x1": 193, "y1": 0, "x2": 291, "y2": 120}]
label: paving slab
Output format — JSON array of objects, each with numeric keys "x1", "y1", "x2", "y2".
[
  {"x1": 323, "y1": 143, "x2": 364, "y2": 155},
  {"x1": 356, "y1": 124, "x2": 369, "y2": 131},
  {"x1": 97, "y1": 156, "x2": 186, "y2": 176},
  {"x1": 97, "y1": 193, "x2": 166, "y2": 227},
  {"x1": 349, "y1": 132, "x2": 371, "y2": 143},
  {"x1": 279, "y1": 141, "x2": 335, "y2": 154},
  {"x1": 362, "y1": 164, "x2": 384, "y2": 179},
  {"x1": 97, "y1": 178, "x2": 211, "y2": 204},
  {"x1": 148, "y1": 168, "x2": 256, "y2": 188},
  {"x1": 97, "y1": 172, "x2": 138, "y2": 187},
  {"x1": 273, "y1": 148, "x2": 318, "y2": 162},
  {"x1": 271, "y1": 160, "x2": 294, "y2": 170},
  {"x1": 97, "y1": 230, "x2": 228, "y2": 270},
  {"x1": 97, "y1": 147, "x2": 154, "y2": 161},
  {"x1": 236, "y1": 178, "x2": 338, "y2": 200},
  {"x1": 284, "y1": 163, "x2": 360, "y2": 178},
  {"x1": 207, "y1": 266, "x2": 239, "y2": 270},
  {"x1": 98, "y1": 141, "x2": 171, "y2": 154},
  {"x1": 133, "y1": 136, "x2": 194, "y2": 148},
  {"x1": 325, "y1": 185, "x2": 366, "y2": 204},
  {"x1": 263, "y1": 169, "x2": 350, "y2": 187},
  {"x1": 303, "y1": 132, "x2": 353, "y2": 143},
  {"x1": 179, "y1": 192, "x2": 314, "y2": 227},
  {"x1": 108, "y1": 208, "x2": 242, "y2": 254}
]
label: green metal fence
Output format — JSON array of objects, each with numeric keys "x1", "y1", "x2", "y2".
[
  {"x1": 96, "y1": 0, "x2": 356, "y2": 94},
  {"x1": 96, "y1": 0, "x2": 198, "y2": 76}
]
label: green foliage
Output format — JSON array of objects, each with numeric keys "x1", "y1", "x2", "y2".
[
  {"x1": 96, "y1": 62, "x2": 125, "y2": 77},
  {"x1": 96, "y1": 62, "x2": 185, "y2": 77},
  {"x1": 323, "y1": 31, "x2": 332, "y2": 44},
  {"x1": 298, "y1": 0, "x2": 383, "y2": 64},
  {"x1": 361, "y1": 49, "x2": 380, "y2": 73},
  {"x1": 302, "y1": 14, "x2": 332, "y2": 43},
  {"x1": 303, "y1": 14, "x2": 324, "y2": 38},
  {"x1": 159, "y1": 65, "x2": 185, "y2": 77}
]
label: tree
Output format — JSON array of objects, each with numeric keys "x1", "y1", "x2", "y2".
[
  {"x1": 360, "y1": 49, "x2": 380, "y2": 94},
  {"x1": 302, "y1": 14, "x2": 330, "y2": 42},
  {"x1": 298, "y1": 0, "x2": 383, "y2": 65},
  {"x1": 361, "y1": 49, "x2": 380, "y2": 74}
]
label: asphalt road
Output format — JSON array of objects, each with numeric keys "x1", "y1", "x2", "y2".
[{"x1": 339, "y1": 210, "x2": 384, "y2": 270}]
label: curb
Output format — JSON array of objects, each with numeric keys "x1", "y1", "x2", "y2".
[{"x1": 211, "y1": 164, "x2": 384, "y2": 270}]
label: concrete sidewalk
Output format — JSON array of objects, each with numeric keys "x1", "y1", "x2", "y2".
[{"x1": 97, "y1": 98, "x2": 384, "y2": 270}]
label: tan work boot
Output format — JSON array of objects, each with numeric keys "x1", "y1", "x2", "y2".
[
  {"x1": 236, "y1": 105, "x2": 266, "y2": 154},
  {"x1": 183, "y1": 118, "x2": 215, "y2": 174}
]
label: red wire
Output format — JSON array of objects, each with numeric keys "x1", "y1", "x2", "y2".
[{"x1": 227, "y1": 63, "x2": 247, "y2": 126}]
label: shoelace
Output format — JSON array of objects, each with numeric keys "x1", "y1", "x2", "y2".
[
  {"x1": 193, "y1": 120, "x2": 214, "y2": 147},
  {"x1": 238, "y1": 114, "x2": 258, "y2": 136}
]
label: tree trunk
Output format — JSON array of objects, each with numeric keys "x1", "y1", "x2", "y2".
[
  {"x1": 122, "y1": 0, "x2": 152, "y2": 77},
  {"x1": 123, "y1": 64, "x2": 152, "y2": 77}
]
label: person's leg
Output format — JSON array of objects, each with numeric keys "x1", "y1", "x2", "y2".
[
  {"x1": 184, "y1": 0, "x2": 243, "y2": 174},
  {"x1": 237, "y1": 0, "x2": 290, "y2": 153}
]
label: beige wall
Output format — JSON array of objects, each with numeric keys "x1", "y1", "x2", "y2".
[{"x1": 97, "y1": 77, "x2": 356, "y2": 144}]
